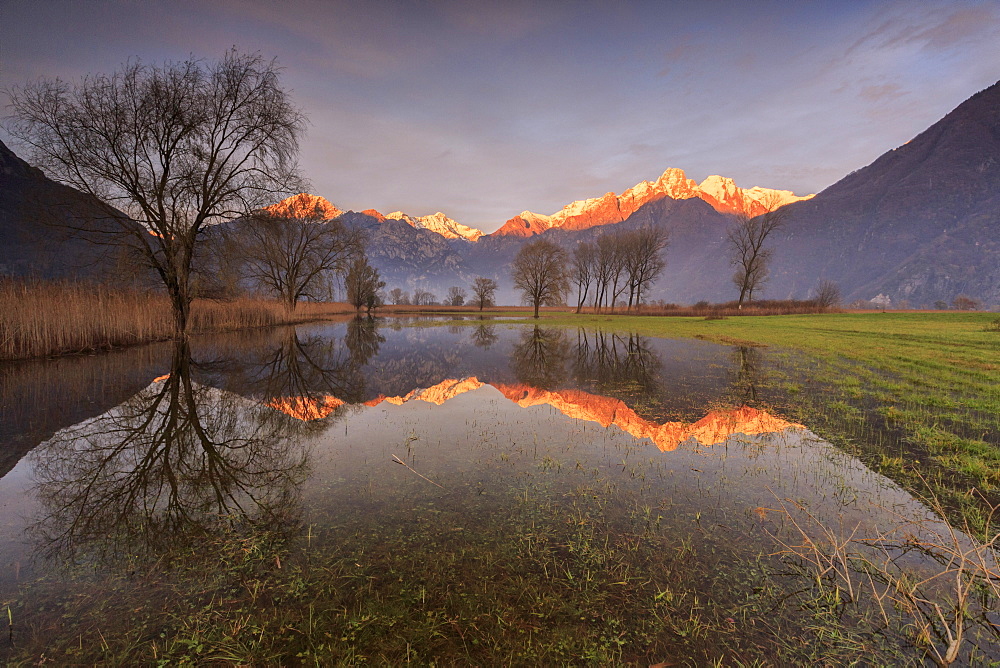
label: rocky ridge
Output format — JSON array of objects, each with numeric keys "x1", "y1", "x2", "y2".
[{"x1": 263, "y1": 192, "x2": 344, "y2": 219}]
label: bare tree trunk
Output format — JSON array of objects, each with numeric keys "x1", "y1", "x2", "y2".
[
  {"x1": 169, "y1": 284, "x2": 191, "y2": 335},
  {"x1": 576, "y1": 284, "x2": 589, "y2": 314}
]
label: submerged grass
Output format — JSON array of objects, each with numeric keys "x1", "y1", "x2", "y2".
[{"x1": 1, "y1": 453, "x2": 917, "y2": 666}]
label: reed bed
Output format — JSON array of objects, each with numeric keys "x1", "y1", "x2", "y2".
[
  {"x1": 1, "y1": 279, "x2": 174, "y2": 360},
  {"x1": 0, "y1": 279, "x2": 355, "y2": 361}
]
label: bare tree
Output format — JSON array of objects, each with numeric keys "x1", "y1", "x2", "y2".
[
  {"x1": 592, "y1": 237, "x2": 614, "y2": 313},
  {"x1": 446, "y1": 286, "x2": 467, "y2": 306},
  {"x1": 225, "y1": 205, "x2": 363, "y2": 311},
  {"x1": 622, "y1": 226, "x2": 669, "y2": 310},
  {"x1": 814, "y1": 280, "x2": 842, "y2": 309},
  {"x1": 6, "y1": 51, "x2": 306, "y2": 333},
  {"x1": 388, "y1": 287, "x2": 409, "y2": 305},
  {"x1": 511, "y1": 238, "x2": 569, "y2": 318},
  {"x1": 591, "y1": 233, "x2": 630, "y2": 313},
  {"x1": 412, "y1": 288, "x2": 435, "y2": 306},
  {"x1": 471, "y1": 277, "x2": 498, "y2": 311},
  {"x1": 727, "y1": 195, "x2": 788, "y2": 306},
  {"x1": 952, "y1": 295, "x2": 980, "y2": 311},
  {"x1": 344, "y1": 256, "x2": 384, "y2": 313},
  {"x1": 605, "y1": 234, "x2": 631, "y2": 310},
  {"x1": 572, "y1": 242, "x2": 596, "y2": 313}
]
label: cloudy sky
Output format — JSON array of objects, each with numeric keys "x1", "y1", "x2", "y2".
[{"x1": 2, "y1": 0, "x2": 998, "y2": 231}]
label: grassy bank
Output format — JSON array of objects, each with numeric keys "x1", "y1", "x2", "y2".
[
  {"x1": 0, "y1": 279, "x2": 356, "y2": 361},
  {"x1": 477, "y1": 311, "x2": 1000, "y2": 528}
]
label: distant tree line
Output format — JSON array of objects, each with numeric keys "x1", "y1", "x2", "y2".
[{"x1": 384, "y1": 277, "x2": 497, "y2": 310}]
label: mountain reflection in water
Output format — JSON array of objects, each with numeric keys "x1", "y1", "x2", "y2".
[
  {"x1": 267, "y1": 376, "x2": 802, "y2": 451},
  {"x1": 3, "y1": 318, "x2": 790, "y2": 574},
  {"x1": 252, "y1": 323, "x2": 801, "y2": 449}
]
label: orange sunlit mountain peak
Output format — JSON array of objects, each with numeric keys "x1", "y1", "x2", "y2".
[
  {"x1": 266, "y1": 395, "x2": 345, "y2": 421},
  {"x1": 264, "y1": 193, "x2": 344, "y2": 220},
  {"x1": 489, "y1": 168, "x2": 815, "y2": 238}
]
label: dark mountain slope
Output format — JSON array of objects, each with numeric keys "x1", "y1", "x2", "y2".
[
  {"x1": 772, "y1": 81, "x2": 1000, "y2": 306},
  {"x1": 0, "y1": 139, "x2": 126, "y2": 279}
]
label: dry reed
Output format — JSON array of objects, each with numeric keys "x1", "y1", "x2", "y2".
[
  {"x1": 0, "y1": 278, "x2": 355, "y2": 361},
  {"x1": 766, "y1": 484, "x2": 1000, "y2": 667}
]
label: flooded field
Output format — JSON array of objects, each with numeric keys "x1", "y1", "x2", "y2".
[{"x1": 0, "y1": 318, "x2": 997, "y2": 664}]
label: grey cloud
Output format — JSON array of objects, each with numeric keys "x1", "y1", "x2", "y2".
[{"x1": 859, "y1": 83, "x2": 909, "y2": 103}]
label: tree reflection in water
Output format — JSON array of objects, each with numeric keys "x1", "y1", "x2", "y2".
[
  {"x1": 510, "y1": 326, "x2": 572, "y2": 389},
  {"x1": 345, "y1": 315, "x2": 385, "y2": 368},
  {"x1": 235, "y1": 316, "x2": 383, "y2": 415},
  {"x1": 730, "y1": 345, "x2": 764, "y2": 404},
  {"x1": 573, "y1": 329, "x2": 662, "y2": 398},
  {"x1": 510, "y1": 327, "x2": 665, "y2": 406},
  {"x1": 27, "y1": 339, "x2": 309, "y2": 566},
  {"x1": 470, "y1": 321, "x2": 499, "y2": 349}
]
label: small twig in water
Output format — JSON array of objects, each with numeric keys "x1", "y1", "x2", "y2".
[{"x1": 392, "y1": 454, "x2": 445, "y2": 489}]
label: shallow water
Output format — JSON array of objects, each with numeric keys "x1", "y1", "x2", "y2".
[{"x1": 0, "y1": 318, "x2": 996, "y2": 663}]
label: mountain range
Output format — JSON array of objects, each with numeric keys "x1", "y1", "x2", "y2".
[
  {"x1": 265, "y1": 375, "x2": 803, "y2": 452},
  {"x1": 259, "y1": 170, "x2": 815, "y2": 303},
  {"x1": 488, "y1": 169, "x2": 811, "y2": 238},
  {"x1": 2, "y1": 80, "x2": 998, "y2": 307}
]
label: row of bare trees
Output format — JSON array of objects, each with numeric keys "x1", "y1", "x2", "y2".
[
  {"x1": 571, "y1": 226, "x2": 670, "y2": 313},
  {"x1": 386, "y1": 287, "x2": 438, "y2": 306},
  {"x1": 510, "y1": 226, "x2": 670, "y2": 318}
]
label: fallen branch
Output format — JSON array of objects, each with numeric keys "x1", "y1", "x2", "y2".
[{"x1": 392, "y1": 454, "x2": 445, "y2": 489}]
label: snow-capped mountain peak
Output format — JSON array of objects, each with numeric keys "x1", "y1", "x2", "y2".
[
  {"x1": 385, "y1": 211, "x2": 483, "y2": 242},
  {"x1": 488, "y1": 168, "x2": 814, "y2": 237}
]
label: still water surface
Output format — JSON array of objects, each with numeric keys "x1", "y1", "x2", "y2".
[{"x1": 0, "y1": 318, "x2": 995, "y2": 663}]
